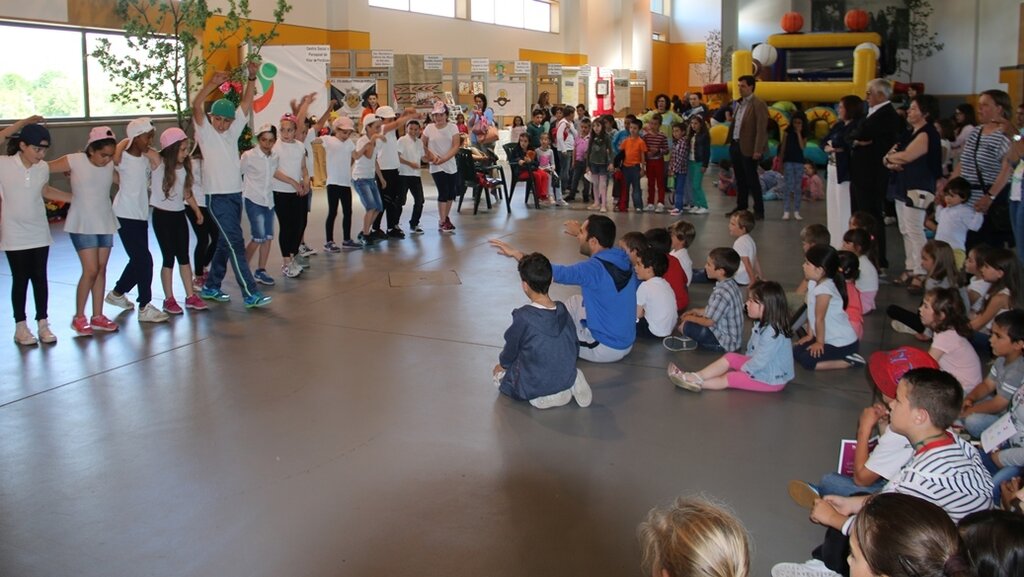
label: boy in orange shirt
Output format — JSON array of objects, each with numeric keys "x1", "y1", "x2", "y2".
[{"x1": 617, "y1": 119, "x2": 648, "y2": 212}]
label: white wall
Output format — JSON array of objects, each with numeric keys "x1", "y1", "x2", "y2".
[
  {"x1": 0, "y1": 1, "x2": 67, "y2": 22},
  {"x1": 672, "y1": 0, "x2": 722, "y2": 42},
  {"x1": 738, "y1": 0, "x2": 791, "y2": 51}
]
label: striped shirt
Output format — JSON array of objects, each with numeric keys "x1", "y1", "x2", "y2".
[
  {"x1": 959, "y1": 129, "x2": 1010, "y2": 206},
  {"x1": 642, "y1": 130, "x2": 669, "y2": 160},
  {"x1": 882, "y1": 433, "x2": 993, "y2": 522}
]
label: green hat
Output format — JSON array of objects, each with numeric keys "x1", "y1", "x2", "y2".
[{"x1": 210, "y1": 98, "x2": 236, "y2": 119}]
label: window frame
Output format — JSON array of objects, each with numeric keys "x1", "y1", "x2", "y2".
[{"x1": 469, "y1": 0, "x2": 555, "y2": 33}]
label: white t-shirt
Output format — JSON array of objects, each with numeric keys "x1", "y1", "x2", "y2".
[
  {"x1": 637, "y1": 277, "x2": 677, "y2": 337},
  {"x1": 195, "y1": 113, "x2": 247, "y2": 195},
  {"x1": 0, "y1": 154, "x2": 51, "y2": 251},
  {"x1": 807, "y1": 278, "x2": 858, "y2": 346},
  {"x1": 321, "y1": 136, "x2": 355, "y2": 186},
  {"x1": 240, "y1": 148, "x2": 278, "y2": 208},
  {"x1": 150, "y1": 164, "x2": 188, "y2": 212},
  {"x1": 423, "y1": 122, "x2": 459, "y2": 174},
  {"x1": 865, "y1": 427, "x2": 913, "y2": 480},
  {"x1": 376, "y1": 130, "x2": 400, "y2": 171},
  {"x1": 732, "y1": 234, "x2": 757, "y2": 286},
  {"x1": 303, "y1": 129, "x2": 315, "y2": 179},
  {"x1": 397, "y1": 134, "x2": 424, "y2": 177},
  {"x1": 670, "y1": 248, "x2": 693, "y2": 286},
  {"x1": 191, "y1": 158, "x2": 205, "y2": 207},
  {"x1": 64, "y1": 152, "x2": 117, "y2": 235},
  {"x1": 967, "y1": 277, "x2": 991, "y2": 314},
  {"x1": 856, "y1": 254, "x2": 879, "y2": 293},
  {"x1": 271, "y1": 139, "x2": 306, "y2": 193},
  {"x1": 113, "y1": 151, "x2": 152, "y2": 221},
  {"x1": 352, "y1": 136, "x2": 378, "y2": 180}
]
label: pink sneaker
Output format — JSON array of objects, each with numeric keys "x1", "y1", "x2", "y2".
[
  {"x1": 71, "y1": 315, "x2": 93, "y2": 336},
  {"x1": 184, "y1": 294, "x2": 208, "y2": 311},
  {"x1": 89, "y1": 314, "x2": 119, "y2": 332},
  {"x1": 163, "y1": 297, "x2": 184, "y2": 315},
  {"x1": 192, "y1": 275, "x2": 206, "y2": 292}
]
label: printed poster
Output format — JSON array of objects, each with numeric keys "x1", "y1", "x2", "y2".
[{"x1": 253, "y1": 45, "x2": 330, "y2": 130}]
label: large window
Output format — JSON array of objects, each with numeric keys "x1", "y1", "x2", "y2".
[
  {"x1": 471, "y1": 0, "x2": 552, "y2": 33},
  {"x1": 0, "y1": 22, "x2": 176, "y2": 121},
  {"x1": 369, "y1": 0, "x2": 456, "y2": 18}
]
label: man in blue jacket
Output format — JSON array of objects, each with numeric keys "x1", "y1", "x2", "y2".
[{"x1": 490, "y1": 214, "x2": 638, "y2": 362}]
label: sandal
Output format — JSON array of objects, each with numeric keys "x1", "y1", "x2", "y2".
[
  {"x1": 892, "y1": 271, "x2": 913, "y2": 286},
  {"x1": 906, "y1": 275, "x2": 926, "y2": 295},
  {"x1": 667, "y1": 363, "x2": 703, "y2": 392}
]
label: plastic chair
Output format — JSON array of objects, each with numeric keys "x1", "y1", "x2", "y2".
[{"x1": 502, "y1": 142, "x2": 540, "y2": 210}]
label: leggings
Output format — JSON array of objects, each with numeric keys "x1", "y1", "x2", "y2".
[
  {"x1": 113, "y1": 217, "x2": 153, "y2": 306},
  {"x1": 152, "y1": 208, "x2": 191, "y2": 268},
  {"x1": 325, "y1": 184, "x2": 353, "y2": 242},
  {"x1": 7, "y1": 246, "x2": 49, "y2": 322},
  {"x1": 373, "y1": 168, "x2": 402, "y2": 231},
  {"x1": 723, "y1": 353, "x2": 786, "y2": 392},
  {"x1": 186, "y1": 206, "x2": 217, "y2": 273},
  {"x1": 887, "y1": 304, "x2": 925, "y2": 334},
  {"x1": 401, "y1": 175, "x2": 425, "y2": 228},
  {"x1": 273, "y1": 191, "x2": 305, "y2": 257}
]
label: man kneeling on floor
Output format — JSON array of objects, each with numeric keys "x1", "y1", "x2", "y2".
[
  {"x1": 491, "y1": 214, "x2": 638, "y2": 363},
  {"x1": 492, "y1": 252, "x2": 592, "y2": 408}
]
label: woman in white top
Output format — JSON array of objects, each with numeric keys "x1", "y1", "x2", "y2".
[
  {"x1": 272, "y1": 99, "x2": 312, "y2": 278},
  {"x1": 151, "y1": 127, "x2": 206, "y2": 315},
  {"x1": 422, "y1": 101, "x2": 461, "y2": 234},
  {"x1": 0, "y1": 119, "x2": 71, "y2": 345},
  {"x1": 47, "y1": 126, "x2": 120, "y2": 335}
]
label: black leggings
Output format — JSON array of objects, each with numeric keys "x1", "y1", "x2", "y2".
[
  {"x1": 273, "y1": 191, "x2": 305, "y2": 257},
  {"x1": 114, "y1": 217, "x2": 153, "y2": 306},
  {"x1": 326, "y1": 185, "x2": 353, "y2": 242},
  {"x1": 7, "y1": 246, "x2": 49, "y2": 323},
  {"x1": 152, "y1": 208, "x2": 191, "y2": 268},
  {"x1": 887, "y1": 304, "x2": 925, "y2": 334},
  {"x1": 186, "y1": 206, "x2": 217, "y2": 272},
  {"x1": 373, "y1": 168, "x2": 402, "y2": 231},
  {"x1": 400, "y1": 175, "x2": 424, "y2": 227}
]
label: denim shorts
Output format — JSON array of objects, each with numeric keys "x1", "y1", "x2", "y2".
[
  {"x1": 353, "y1": 178, "x2": 383, "y2": 212},
  {"x1": 244, "y1": 199, "x2": 275, "y2": 242},
  {"x1": 69, "y1": 233, "x2": 114, "y2": 251}
]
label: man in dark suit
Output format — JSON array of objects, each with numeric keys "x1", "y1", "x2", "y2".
[
  {"x1": 726, "y1": 75, "x2": 769, "y2": 220},
  {"x1": 850, "y1": 78, "x2": 903, "y2": 270}
]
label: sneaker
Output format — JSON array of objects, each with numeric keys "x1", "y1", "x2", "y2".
[
  {"x1": 387, "y1": 226, "x2": 406, "y2": 239},
  {"x1": 13, "y1": 321, "x2": 37, "y2": 346},
  {"x1": 357, "y1": 232, "x2": 374, "y2": 246},
  {"x1": 663, "y1": 336, "x2": 698, "y2": 352},
  {"x1": 35, "y1": 319, "x2": 57, "y2": 344},
  {"x1": 667, "y1": 362, "x2": 703, "y2": 392},
  {"x1": 555, "y1": 200, "x2": 569, "y2": 207},
  {"x1": 183, "y1": 295, "x2": 208, "y2": 311},
  {"x1": 890, "y1": 320, "x2": 919, "y2": 335},
  {"x1": 444, "y1": 217, "x2": 456, "y2": 231},
  {"x1": 243, "y1": 292, "x2": 272, "y2": 308},
  {"x1": 645, "y1": 203, "x2": 655, "y2": 212},
  {"x1": 298, "y1": 243, "x2": 317, "y2": 257},
  {"x1": 794, "y1": 212, "x2": 803, "y2": 221},
  {"x1": 287, "y1": 260, "x2": 304, "y2": 278},
  {"x1": 199, "y1": 287, "x2": 231, "y2": 302},
  {"x1": 845, "y1": 353, "x2": 866, "y2": 367},
  {"x1": 323, "y1": 241, "x2": 341, "y2": 253},
  {"x1": 162, "y1": 297, "x2": 184, "y2": 315},
  {"x1": 90, "y1": 314, "x2": 119, "y2": 331},
  {"x1": 254, "y1": 269, "x2": 276, "y2": 285},
  {"x1": 528, "y1": 389, "x2": 573, "y2": 409},
  {"x1": 782, "y1": 212, "x2": 791, "y2": 220},
  {"x1": 192, "y1": 275, "x2": 206, "y2": 293},
  {"x1": 104, "y1": 291, "x2": 134, "y2": 310},
  {"x1": 72, "y1": 315, "x2": 94, "y2": 336},
  {"x1": 341, "y1": 240, "x2": 364, "y2": 250},
  {"x1": 571, "y1": 369, "x2": 593, "y2": 408},
  {"x1": 635, "y1": 207, "x2": 643, "y2": 213},
  {"x1": 655, "y1": 202, "x2": 665, "y2": 213},
  {"x1": 771, "y1": 560, "x2": 841, "y2": 577},
  {"x1": 600, "y1": 206, "x2": 607, "y2": 213},
  {"x1": 294, "y1": 254, "x2": 310, "y2": 269},
  {"x1": 370, "y1": 229, "x2": 387, "y2": 241},
  {"x1": 138, "y1": 303, "x2": 170, "y2": 323},
  {"x1": 410, "y1": 225, "x2": 425, "y2": 235},
  {"x1": 787, "y1": 480, "x2": 820, "y2": 510},
  {"x1": 690, "y1": 207, "x2": 709, "y2": 215},
  {"x1": 669, "y1": 208, "x2": 681, "y2": 216},
  {"x1": 440, "y1": 221, "x2": 456, "y2": 235}
]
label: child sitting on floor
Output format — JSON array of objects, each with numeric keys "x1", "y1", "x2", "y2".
[
  {"x1": 493, "y1": 252, "x2": 592, "y2": 409},
  {"x1": 645, "y1": 227, "x2": 688, "y2": 312},
  {"x1": 717, "y1": 159, "x2": 736, "y2": 196},
  {"x1": 842, "y1": 227, "x2": 878, "y2": 314},
  {"x1": 794, "y1": 244, "x2": 863, "y2": 370},
  {"x1": 801, "y1": 161, "x2": 824, "y2": 201},
  {"x1": 668, "y1": 220, "x2": 695, "y2": 287},
  {"x1": 634, "y1": 248, "x2": 678, "y2": 339},
  {"x1": 665, "y1": 248, "x2": 744, "y2": 353},
  {"x1": 668, "y1": 280, "x2": 793, "y2": 393}
]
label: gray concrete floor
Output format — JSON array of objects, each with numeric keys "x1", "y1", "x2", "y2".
[{"x1": 0, "y1": 177, "x2": 920, "y2": 577}]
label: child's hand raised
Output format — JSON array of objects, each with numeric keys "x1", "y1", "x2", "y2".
[{"x1": 489, "y1": 239, "x2": 523, "y2": 261}]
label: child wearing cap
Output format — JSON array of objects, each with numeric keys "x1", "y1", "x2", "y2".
[
  {"x1": 0, "y1": 118, "x2": 71, "y2": 345},
  {"x1": 106, "y1": 117, "x2": 170, "y2": 324},
  {"x1": 241, "y1": 124, "x2": 282, "y2": 281},
  {"x1": 352, "y1": 114, "x2": 386, "y2": 246},
  {"x1": 150, "y1": 127, "x2": 207, "y2": 315},
  {"x1": 372, "y1": 105, "x2": 420, "y2": 239},
  {"x1": 397, "y1": 118, "x2": 426, "y2": 235},
  {"x1": 423, "y1": 101, "x2": 461, "y2": 234},
  {"x1": 311, "y1": 101, "x2": 359, "y2": 251},
  {"x1": 47, "y1": 125, "x2": 121, "y2": 335},
  {"x1": 272, "y1": 95, "x2": 314, "y2": 279},
  {"x1": 191, "y1": 63, "x2": 271, "y2": 308}
]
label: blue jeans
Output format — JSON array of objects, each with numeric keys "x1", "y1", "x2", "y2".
[
  {"x1": 682, "y1": 322, "x2": 725, "y2": 352},
  {"x1": 205, "y1": 193, "x2": 258, "y2": 298},
  {"x1": 353, "y1": 178, "x2": 383, "y2": 212},
  {"x1": 1011, "y1": 200, "x2": 1024, "y2": 261},
  {"x1": 622, "y1": 165, "x2": 642, "y2": 209},
  {"x1": 981, "y1": 450, "x2": 1023, "y2": 504},
  {"x1": 784, "y1": 162, "x2": 803, "y2": 213},
  {"x1": 963, "y1": 412, "x2": 1000, "y2": 439},
  {"x1": 113, "y1": 217, "x2": 153, "y2": 306},
  {"x1": 673, "y1": 171, "x2": 689, "y2": 211},
  {"x1": 815, "y1": 472, "x2": 887, "y2": 497}
]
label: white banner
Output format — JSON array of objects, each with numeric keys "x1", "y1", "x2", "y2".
[
  {"x1": 514, "y1": 60, "x2": 531, "y2": 74},
  {"x1": 488, "y1": 82, "x2": 527, "y2": 118},
  {"x1": 329, "y1": 78, "x2": 377, "y2": 120},
  {"x1": 372, "y1": 49, "x2": 394, "y2": 68},
  {"x1": 548, "y1": 63, "x2": 562, "y2": 76},
  {"x1": 253, "y1": 45, "x2": 330, "y2": 131},
  {"x1": 471, "y1": 58, "x2": 489, "y2": 73}
]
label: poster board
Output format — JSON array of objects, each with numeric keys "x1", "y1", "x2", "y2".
[{"x1": 253, "y1": 45, "x2": 330, "y2": 130}]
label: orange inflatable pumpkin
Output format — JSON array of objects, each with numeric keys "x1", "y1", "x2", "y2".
[
  {"x1": 845, "y1": 9, "x2": 868, "y2": 32},
  {"x1": 781, "y1": 11, "x2": 804, "y2": 33}
]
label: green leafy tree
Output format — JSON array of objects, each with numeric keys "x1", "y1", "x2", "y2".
[{"x1": 91, "y1": 0, "x2": 292, "y2": 128}]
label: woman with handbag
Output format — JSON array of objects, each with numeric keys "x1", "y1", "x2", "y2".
[
  {"x1": 883, "y1": 95, "x2": 943, "y2": 292},
  {"x1": 950, "y1": 89, "x2": 1014, "y2": 250}
]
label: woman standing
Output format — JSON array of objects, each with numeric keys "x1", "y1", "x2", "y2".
[
  {"x1": 825, "y1": 95, "x2": 863, "y2": 245},
  {"x1": 884, "y1": 95, "x2": 943, "y2": 291},
  {"x1": 467, "y1": 92, "x2": 496, "y2": 152},
  {"x1": 950, "y1": 102, "x2": 977, "y2": 167}
]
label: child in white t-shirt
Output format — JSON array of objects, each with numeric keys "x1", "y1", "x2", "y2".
[
  {"x1": 842, "y1": 227, "x2": 878, "y2": 314},
  {"x1": 634, "y1": 248, "x2": 678, "y2": 338},
  {"x1": 397, "y1": 119, "x2": 426, "y2": 235},
  {"x1": 793, "y1": 245, "x2": 861, "y2": 371},
  {"x1": 352, "y1": 114, "x2": 386, "y2": 246},
  {"x1": 313, "y1": 107, "x2": 358, "y2": 251},
  {"x1": 241, "y1": 124, "x2": 281, "y2": 282},
  {"x1": 728, "y1": 210, "x2": 760, "y2": 286}
]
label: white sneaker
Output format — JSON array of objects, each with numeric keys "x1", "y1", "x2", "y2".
[
  {"x1": 555, "y1": 200, "x2": 569, "y2": 207},
  {"x1": 782, "y1": 212, "x2": 791, "y2": 220},
  {"x1": 571, "y1": 369, "x2": 593, "y2": 407},
  {"x1": 690, "y1": 207, "x2": 709, "y2": 215},
  {"x1": 13, "y1": 321, "x2": 37, "y2": 346},
  {"x1": 529, "y1": 389, "x2": 573, "y2": 409},
  {"x1": 37, "y1": 319, "x2": 57, "y2": 344},
  {"x1": 287, "y1": 260, "x2": 304, "y2": 278},
  {"x1": 137, "y1": 303, "x2": 170, "y2": 323},
  {"x1": 771, "y1": 560, "x2": 841, "y2": 577},
  {"x1": 891, "y1": 320, "x2": 919, "y2": 335},
  {"x1": 104, "y1": 291, "x2": 135, "y2": 310},
  {"x1": 794, "y1": 212, "x2": 803, "y2": 221},
  {"x1": 298, "y1": 243, "x2": 317, "y2": 257},
  {"x1": 655, "y1": 202, "x2": 666, "y2": 213},
  {"x1": 645, "y1": 203, "x2": 655, "y2": 212}
]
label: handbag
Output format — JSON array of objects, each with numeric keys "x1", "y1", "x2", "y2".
[
  {"x1": 971, "y1": 129, "x2": 1013, "y2": 233},
  {"x1": 905, "y1": 189, "x2": 934, "y2": 209}
]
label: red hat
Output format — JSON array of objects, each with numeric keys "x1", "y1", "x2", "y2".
[{"x1": 868, "y1": 347, "x2": 939, "y2": 398}]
